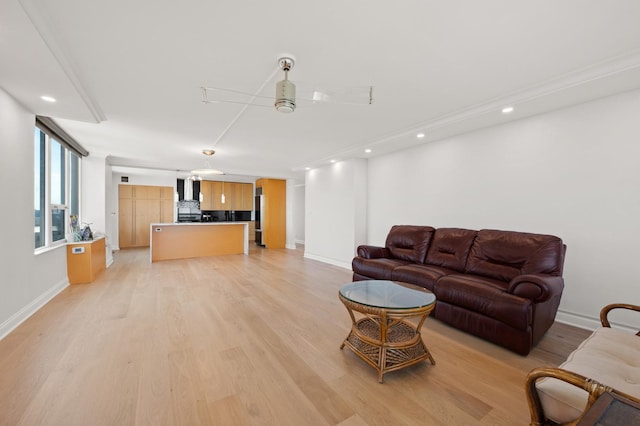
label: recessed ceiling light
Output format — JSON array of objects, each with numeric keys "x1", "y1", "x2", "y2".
[
  {"x1": 41, "y1": 95, "x2": 56, "y2": 103},
  {"x1": 330, "y1": 159, "x2": 336, "y2": 163},
  {"x1": 416, "y1": 133, "x2": 425, "y2": 139},
  {"x1": 365, "y1": 149, "x2": 372, "y2": 153},
  {"x1": 305, "y1": 167, "x2": 310, "y2": 170},
  {"x1": 501, "y1": 106, "x2": 514, "y2": 114}
]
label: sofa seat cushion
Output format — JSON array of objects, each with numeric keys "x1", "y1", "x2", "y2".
[
  {"x1": 352, "y1": 257, "x2": 409, "y2": 280},
  {"x1": 536, "y1": 327, "x2": 640, "y2": 424},
  {"x1": 434, "y1": 274, "x2": 531, "y2": 330},
  {"x1": 390, "y1": 264, "x2": 458, "y2": 292}
]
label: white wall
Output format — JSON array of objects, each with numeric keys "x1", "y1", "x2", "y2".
[
  {"x1": 293, "y1": 184, "x2": 305, "y2": 244},
  {"x1": 366, "y1": 89, "x2": 640, "y2": 329},
  {"x1": 0, "y1": 88, "x2": 69, "y2": 340},
  {"x1": 305, "y1": 159, "x2": 367, "y2": 268}
]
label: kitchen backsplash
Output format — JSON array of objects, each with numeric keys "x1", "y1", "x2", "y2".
[{"x1": 176, "y1": 200, "x2": 200, "y2": 210}]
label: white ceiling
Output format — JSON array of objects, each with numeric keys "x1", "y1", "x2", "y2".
[{"x1": 2, "y1": 0, "x2": 640, "y2": 181}]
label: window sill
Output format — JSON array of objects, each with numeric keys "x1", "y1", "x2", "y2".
[{"x1": 34, "y1": 240, "x2": 67, "y2": 256}]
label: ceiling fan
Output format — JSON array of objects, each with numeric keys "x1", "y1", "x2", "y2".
[{"x1": 201, "y1": 56, "x2": 374, "y2": 113}]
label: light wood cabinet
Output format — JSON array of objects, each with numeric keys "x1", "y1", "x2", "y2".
[
  {"x1": 199, "y1": 181, "x2": 213, "y2": 210},
  {"x1": 229, "y1": 182, "x2": 253, "y2": 210},
  {"x1": 199, "y1": 181, "x2": 253, "y2": 211},
  {"x1": 118, "y1": 191, "x2": 135, "y2": 248},
  {"x1": 248, "y1": 221, "x2": 255, "y2": 242},
  {"x1": 241, "y1": 183, "x2": 253, "y2": 210},
  {"x1": 160, "y1": 187, "x2": 174, "y2": 223},
  {"x1": 211, "y1": 181, "x2": 223, "y2": 210},
  {"x1": 256, "y1": 178, "x2": 286, "y2": 248},
  {"x1": 67, "y1": 236, "x2": 106, "y2": 284},
  {"x1": 119, "y1": 184, "x2": 173, "y2": 248}
]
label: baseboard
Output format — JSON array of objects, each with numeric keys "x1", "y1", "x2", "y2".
[
  {"x1": 286, "y1": 244, "x2": 297, "y2": 250},
  {"x1": 0, "y1": 278, "x2": 69, "y2": 341},
  {"x1": 556, "y1": 309, "x2": 638, "y2": 334},
  {"x1": 303, "y1": 252, "x2": 351, "y2": 270},
  {"x1": 295, "y1": 239, "x2": 305, "y2": 245}
]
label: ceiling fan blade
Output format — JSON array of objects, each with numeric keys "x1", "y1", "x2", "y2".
[
  {"x1": 201, "y1": 86, "x2": 273, "y2": 107},
  {"x1": 296, "y1": 85, "x2": 374, "y2": 106}
]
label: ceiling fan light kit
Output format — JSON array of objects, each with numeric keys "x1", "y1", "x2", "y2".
[{"x1": 275, "y1": 57, "x2": 296, "y2": 113}]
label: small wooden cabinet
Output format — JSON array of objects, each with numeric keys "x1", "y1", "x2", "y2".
[{"x1": 67, "y1": 237, "x2": 106, "y2": 284}]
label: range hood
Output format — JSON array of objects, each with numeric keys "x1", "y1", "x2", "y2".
[
  {"x1": 176, "y1": 178, "x2": 199, "y2": 202},
  {"x1": 184, "y1": 179, "x2": 194, "y2": 201}
]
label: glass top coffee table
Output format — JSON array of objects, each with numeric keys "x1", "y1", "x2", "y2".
[{"x1": 338, "y1": 280, "x2": 437, "y2": 383}]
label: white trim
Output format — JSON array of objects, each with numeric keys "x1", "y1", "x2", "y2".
[
  {"x1": 303, "y1": 252, "x2": 351, "y2": 270},
  {"x1": 295, "y1": 239, "x2": 305, "y2": 245},
  {"x1": 555, "y1": 309, "x2": 639, "y2": 334},
  {"x1": 0, "y1": 278, "x2": 69, "y2": 341}
]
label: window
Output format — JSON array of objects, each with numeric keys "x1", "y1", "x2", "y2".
[
  {"x1": 34, "y1": 128, "x2": 46, "y2": 248},
  {"x1": 34, "y1": 126, "x2": 82, "y2": 250}
]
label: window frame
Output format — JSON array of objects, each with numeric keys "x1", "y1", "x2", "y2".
[{"x1": 34, "y1": 126, "x2": 82, "y2": 252}]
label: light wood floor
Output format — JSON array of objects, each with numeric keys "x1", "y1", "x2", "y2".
[{"x1": 0, "y1": 246, "x2": 591, "y2": 425}]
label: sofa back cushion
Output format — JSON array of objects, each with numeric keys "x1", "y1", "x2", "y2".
[
  {"x1": 425, "y1": 228, "x2": 477, "y2": 272},
  {"x1": 385, "y1": 225, "x2": 435, "y2": 263},
  {"x1": 465, "y1": 229, "x2": 564, "y2": 282}
]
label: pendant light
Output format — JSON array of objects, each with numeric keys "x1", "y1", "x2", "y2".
[
  {"x1": 191, "y1": 149, "x2": 223, "y2": 176},
  {"x1": 221, "y1": 181, "x2": 226, "y2": 204}
]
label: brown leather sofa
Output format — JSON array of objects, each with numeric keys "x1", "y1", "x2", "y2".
[{"x1": 352, "y1": 225, "x2": 566, "y2": 355}]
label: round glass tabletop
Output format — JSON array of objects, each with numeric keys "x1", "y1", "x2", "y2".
[{"x1": 339, "y1": 280, "x2": 435, "y2": 309}]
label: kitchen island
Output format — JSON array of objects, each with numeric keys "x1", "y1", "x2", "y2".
[{"x1": 150, "y1": 222, "x2": 249, "y2": 262}]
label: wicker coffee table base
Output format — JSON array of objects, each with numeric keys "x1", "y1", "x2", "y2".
[{"x1": 339, "y1": 295, "x2": 436, "y2": 383}]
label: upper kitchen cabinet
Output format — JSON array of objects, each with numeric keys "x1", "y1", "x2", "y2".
[
  {"x1": 225, "y1": 182, "x2": 254, "y2": 210},
  {"x1": 211, "y1": 181, "x2": 224, "y2": 210},
  {"x1": 199, "y1": 180, "x2": 213, "y2": 210},
  {"x1": 198, "y1": 180, "x2": 253, "y2": 211},
  {"x1": 241, "y1": 183, "x2": 253, "y2": 210}
]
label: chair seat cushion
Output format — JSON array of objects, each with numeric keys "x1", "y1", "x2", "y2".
[{"x1": 536, "y1": 327, "x2": 640, "y2": 424}]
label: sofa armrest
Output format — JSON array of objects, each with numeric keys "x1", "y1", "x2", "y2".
[
  {"x1": 524, "y1": 367, "x2": 638, "y2": 426},
  {"x1": 600, "y1": 303, "x2": 640, "y2": 334},
  {"x1": 356, "y1": 245, "x2": 389, "y2": 259},
  {"x1": 508, "y1": 274, "x2": 564, "y2": 303}
]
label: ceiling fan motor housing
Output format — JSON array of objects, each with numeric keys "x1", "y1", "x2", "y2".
[{"x1": 275, "y1": 79, "x2": 296, "y2": 113}]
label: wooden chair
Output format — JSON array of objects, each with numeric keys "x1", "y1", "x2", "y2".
[{"x1": 525, "y1": 304, "x2": 640, "y2": 425}]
